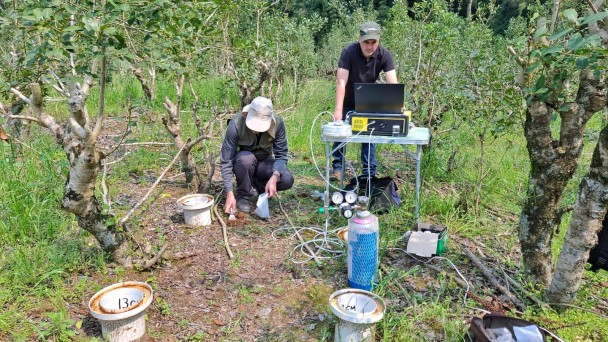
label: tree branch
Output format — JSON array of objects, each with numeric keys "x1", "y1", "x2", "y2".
[
  {"x1": 119, "y1": 142, "x2": 187, "y2": 225},
  {"x1": 586, "y1": 0, "x2": 599, "y2": 14},
  {"x1": 103, "y1": 103, "x2": 134, "y2": 156},
  {"x1": 68, "y1": 117, "x2": 87, "y2": 139},
  {"x1": 8, "y1": 115, "x2": 41, "y2": 124},
  {"x1": 140, "y1": 243, "x2": 168, "y2": 270},
  {"x1": 551, "y1": 0, "x2": 561, "y2": 32},
  {"x1": 10, "y1": 88, "x2": 32, "y2": 106},
  {"x1": 463, "y1": 246, "x2": 526, "y2": 311},
  {"x1": 92, "y1": 48, "x2": 107, "y2": 142},
  {"x1": 47, "y1": 69, "x2": 69, "y2": 95},
  {"x1": 213, "y1": 200, "x2": 234, "y2": 260},
  {"x1": 507, "y1": 46, "x2": 525, "y2": 66}
]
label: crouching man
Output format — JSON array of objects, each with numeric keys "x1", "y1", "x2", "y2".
[{"x1": 221, "y1": 96, "x2": 294, "y2": 214}]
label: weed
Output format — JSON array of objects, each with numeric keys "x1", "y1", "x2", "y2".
[
  {"x1": 307, "y1": 283, "x2": 334, "y2": 313},
  {"x1": 237, "y1": 286, "x2": 255, "y2": 305},
  {"x1": 221, "y1": 313, "x2": 245, "y2": 336},
  {"x1": 230, "y1": 251, "x2": 243, "y2": 269},
  {"x1": 185, "y1": 331, "x2": 209, "y2": 341},
  {"x1": 36, "y1": 311, "x2": 76, "y2": 341},
  {"x1": 155, "y1": 297, "x2": 171, "y2": 316}
]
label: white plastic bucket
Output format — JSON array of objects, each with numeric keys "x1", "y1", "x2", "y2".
[
  {"x1": 176, "y1": 194, "x2": 214, "y2": 226},
  {"x1": 89, "y1": 281, "x2": 154, "y2": 342}
]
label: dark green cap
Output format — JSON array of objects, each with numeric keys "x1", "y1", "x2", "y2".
[{"x1": 360, "y1": 21, "x2": 381, "y2": 40}]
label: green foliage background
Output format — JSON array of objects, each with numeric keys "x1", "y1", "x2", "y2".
[{"x1": 1, "y1": 0, "x2": 607, "y2": 340}]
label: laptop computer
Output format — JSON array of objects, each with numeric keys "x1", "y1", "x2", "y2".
[{"x1": 354, "y1": 83, "x2": 404, "y2": 114}]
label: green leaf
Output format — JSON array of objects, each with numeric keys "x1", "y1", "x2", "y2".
[
  {"x1": 576, "y1": 57, "x2": 589, "y2": 69},
  {"x1": 562, "y1": 9, "x2": 578, "y2": 24},
  {"x1": 534, "y1": 75, "x2": 546, "y2": 90},
  {"x1": 103, "y1": 27, "x2": 117, "y2": 36},
  {"x1": 32, "y1": 8, "x2": 43, "y2": 20},
  {"x1": 41, "y1": 8, "x2": 54, "y2": 18},
  {"x1": 583, "y1": 34, "x2": 602, "y2": 48},
  {"x1": 567, "y1": 33, "x2": 583, "y2": 50},
  {"x1": 534, "y1": 27, "x2": 548, "y2": 38},
  {"x1": 63, "y1": 25, "x2": 82, "y2": 32},
  {"x1": 580, "y1": 12, "x2": 608, "y2": 26},
  {"x1": 548, "y1": 28, "x2": 573, "y2": 41},
  {"x1": 526, "y1": 60, "x2": 542, "y2": 73},
  {"x1": 540, "y1": 45, "x2": 564, "y2": 56}
]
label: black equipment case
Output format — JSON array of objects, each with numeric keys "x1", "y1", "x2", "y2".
[{"x1": 346, "y1": 112, "x2": 409, "y2": 137}]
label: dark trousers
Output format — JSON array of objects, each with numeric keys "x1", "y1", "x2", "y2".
[
  {"x1": 234, "y1": 151, "x2": 294, "y2": 200},
  {"x1": 331, "y1": 108, "x2": 377, "y2": 176}
]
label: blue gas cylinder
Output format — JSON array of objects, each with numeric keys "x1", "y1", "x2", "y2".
[{"x1": 347, "y1": 209, "x2": 379, "y2": 291}]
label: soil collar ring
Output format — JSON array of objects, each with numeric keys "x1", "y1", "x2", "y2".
[
  {"x1": 89, "y1": 281, "x2": 154, "y2": 341},
  {"x1": 176, "y1": 194, "x2": 214, "y2": 226}
]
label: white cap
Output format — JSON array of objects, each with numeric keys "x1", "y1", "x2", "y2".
[{"x1": 245, "y1": 97, "x2": 274, "y2": 132}]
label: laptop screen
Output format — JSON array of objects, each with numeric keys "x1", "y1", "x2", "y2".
[{"x1": 354, "y1": 83, "x2": 404, "y2": 114}]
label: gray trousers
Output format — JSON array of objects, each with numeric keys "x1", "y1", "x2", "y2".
[{"x1": 234, "y1": 151, "x2": 294, "y2": 200}]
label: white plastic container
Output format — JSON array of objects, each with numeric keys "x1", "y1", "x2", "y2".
[
  {"x1": 329, "y1": 288, "x2": 385, "y2": 342},
  {"x1": 176, "y1": 194, "x2": 214, "y2": 226},
  {"x1": 89, "y1": 281, "x2": 154, "y2": 342}
]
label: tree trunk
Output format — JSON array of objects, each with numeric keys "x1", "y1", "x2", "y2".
[
  {"x1": 466, "y1": 0, "x2": 473, "y2": 19},
  {"x1": 547, "y1": 124, "x2": 608, "y2": 304},
  {"x1": 162, "y1": 96, "x2": 201, "y2": 188},
  {"x1": 520, "y1": 70, "x2": 605, "y2": 285},
  {"x1": 550, "y1": 0, "x2": 561, "y2": 32},
  {"x1": 62, "y1": 135, "x2": 124, "y2": 253},
  {"x1": 60, "y1": 87, "x2": 127, "y2": 260}
]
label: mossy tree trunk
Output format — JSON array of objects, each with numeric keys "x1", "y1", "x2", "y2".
[
  {"x1": 10, "y1": 81, "x2": 128, "y2": 263},
  {"x1": 547, "y1": 124, "x2": 608, "y2": 303},
  {"x1": 520, "y1": 70, "x2": 606, "y2": 286}
]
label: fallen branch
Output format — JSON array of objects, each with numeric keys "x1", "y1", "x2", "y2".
[
  {"x1": 122, "y1": 142, "x2": 172, "y2": 147},
  {"x1": 164, "y1": 250, "x2": 206, "y2": 260},
  {"x1": 120, "y1": 143, "x2": 186, "y2": 225},
  {"x1": 546, "y1": 302, "x2": 608, "y2": 319},
  {"x1": 213, "y1": 201, "x2": 234, "y2": 259},
  {"x1": 462, "y1": 246, "x2": 526, "y2": 311},
  {"x1": 501, "y1": 271, "x2": 549, "y2": 310},
  {"x1": 140, "y1": 243, "x2": 168, "y2": 270}
]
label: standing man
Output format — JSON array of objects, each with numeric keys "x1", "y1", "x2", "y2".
[
  {"x1": 332, "y1": 21, "x2": 398, "y2": 180},
  {"x1": 221, "y1": 96, "x2": 294, "y2": 214}
]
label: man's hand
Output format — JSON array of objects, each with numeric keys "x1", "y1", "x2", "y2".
[
  {"x1": 265, "y1": 175, "x2": 278, "y2": 198},
  {"x1": 225, "y1": 191, "x2": 236, "y2": 214},
  {"x1": 333, "y1": 108, "x2": 343, "y2": 122}
]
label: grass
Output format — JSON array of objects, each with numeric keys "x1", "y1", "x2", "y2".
[{"x1": 1, "y1": 74, "x2": 607, "y2": 340}]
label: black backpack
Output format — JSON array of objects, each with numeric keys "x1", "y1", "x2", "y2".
[
  {"x1": 345, "y1": 176, "x2": 401, "y2": 213},
  {"x1": 588, "y1": 214, "x2": 608, "y2": 272}
]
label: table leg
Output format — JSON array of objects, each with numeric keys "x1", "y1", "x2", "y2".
[
  {"x1": 340, "y1": 144, "x2": 346, "y2": 189},
  {"x1": 325, "y1": 141, "x2": 331, "y2": 230},
  {"x1": 415, "y1": 144, "x2": 421, "y2": 222}
]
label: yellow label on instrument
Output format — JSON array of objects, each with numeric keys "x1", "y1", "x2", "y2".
[
  {"x1": 351, "y1": 117, "x2": 368, "y2": 132},
  {"x1": 403, "y1": 110, "x2": 412, "y2": 122}
]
